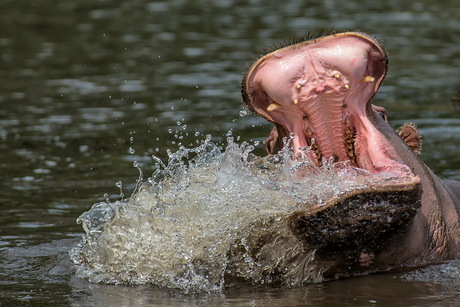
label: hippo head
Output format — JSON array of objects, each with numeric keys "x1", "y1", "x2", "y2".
[{"x1": 241, "y1": 32, "x2": 423, "y2": 269}]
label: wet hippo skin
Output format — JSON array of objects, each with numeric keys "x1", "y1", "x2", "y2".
[{"x1": 241, "y1": 31, "x2": 460, "y2": 277}]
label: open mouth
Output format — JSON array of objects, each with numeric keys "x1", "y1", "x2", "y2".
[
  {"x1": 241, "y1": 31, "x2": 412, "y2": 176},
  {"x1": 241, "y1": 32, "x2": 423, "y2": 261}
]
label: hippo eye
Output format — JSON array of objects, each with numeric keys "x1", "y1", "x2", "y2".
[{"x1": 378, "y1": 112, "x2": 387, "y2": 121}]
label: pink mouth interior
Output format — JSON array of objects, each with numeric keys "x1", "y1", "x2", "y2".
[{"x1": 244, "y1": 33, "x2": 412, "y2": 176}]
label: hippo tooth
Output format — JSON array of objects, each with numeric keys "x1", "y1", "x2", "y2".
[
  {"x1": 296, "y1": 84, "x2": 302, "y2": 89},
  {"x1": 303, "y1": 116, "x2": 308, "y2": 121},
  {"x1": 293, "y1": 99, "x2": 298, "y2": 104},
  {"x1": 350, "y1": 155, "x2": 357, "y2": 163},
  {"x1": 315, "y1": 149, "x2": 323, "y2": 166},
  {"x1": 343, "y1": 103, "x2": 348, "y2": 109},
  {"x1": 348, "y1": 148, "x2": 355, "y2": 157},
  {"x1": 310, "y1": 138, "x2": 318, "y2": 150},
  {"x1": 345, "y1": 142, "x2": 354, "y2": 150},
  {"x1": 361, "y1": 76, "x2": 375, "y2": 83},
  {"x1": 334, "y1": 73, "x2": 340, "y2": 79},
  {"x1": 307, "y1": 127, "x2": 313, "y2": 135},
  {"x1": 344, "y1": 116, "x2": 350, "y2": 125},
  {"x1": 266, "y1": 103, "x2": 281, "y2": 112},
  {"x1": 307, "y1": 135, "x2": 322, "y2": 166},
  {"x1": 344, "y1": 84, "x2": 350, "y2": 89}
]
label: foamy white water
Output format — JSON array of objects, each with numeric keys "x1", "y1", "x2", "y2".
[{"x1": 70, "y1": 136, "x2": 404, "y2": 292}]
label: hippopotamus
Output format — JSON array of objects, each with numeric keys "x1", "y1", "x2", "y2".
[{"x1": 239, "y1": 31, "x2": 460, "y2": 280}]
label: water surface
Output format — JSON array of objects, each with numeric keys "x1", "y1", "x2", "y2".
[{"x1": 1, "y1": 0, "x2": 460, "y2": 305}]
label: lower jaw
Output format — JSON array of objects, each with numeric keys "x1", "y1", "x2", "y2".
[
  {"x1": 300, "y1": 172, "x2": 420, "y2": 215},
  {"x1": 288, "y1": 174, "x2": 422, "y2": 262},
  {"x1": 246, "y1": 148, "x2": 421, "y2": 258},
  {"x1": 292, "y1": 141, "x2": 413, "y2": 178}
]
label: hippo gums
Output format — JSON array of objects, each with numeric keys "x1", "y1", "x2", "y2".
[{"x1": 240, "y1": 31, "x2": 460, "y2": 279}]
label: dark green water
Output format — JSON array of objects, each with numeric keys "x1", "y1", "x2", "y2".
[{"x1": 1, "y1": 0, "x2": 460, "y2": 306}]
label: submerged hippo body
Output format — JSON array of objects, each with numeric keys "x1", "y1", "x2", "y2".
[{"x1": 240, "y1": 31, "x2": 460, "y2": 279}]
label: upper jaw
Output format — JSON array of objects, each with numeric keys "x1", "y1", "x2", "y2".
[
  {"x1": 242, "y1": 31, "x2": 413, "y2": 177},
  {"x1": 241, "y1": 32, "x2": 388, "y2": 121}
]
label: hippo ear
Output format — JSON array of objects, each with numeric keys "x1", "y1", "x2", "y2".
[{"x1": 397, "y1": 123, "x2": 422, "y2": 154}]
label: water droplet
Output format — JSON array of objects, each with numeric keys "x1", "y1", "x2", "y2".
[
  {"x1": 239, "y1": 110, "x2": 248, "y2": 117},
  {"x1": 177, "y1": 121, "x2": 181, "y2": 125},
  {"x1": 226, "y1": 130, "x2": 232, "y2": 137},
  {"x1": 195, "y1": 131, "x2": 200, "y2": 136},
  {"x1": 130, "y1": 136, "x2": 134, "y2": 142},
  {"x1": 133, "y1": 160, "x2": 138, "y2": 167},
  {"x1": 116, "y1": 181, "x2": 122, "y2": 188},
  {"x1": 128, "y1": 147, "x2": 135, "y2": 154},
  {"x1": 168, "y1": 129, "x2": 173, "y2": 133},
  {"x1": 171, "y1": 105, "x2": 175, "y2": 110},
  {"x1": 254, "y1": 141, "x2": 260, "y2": 146}
]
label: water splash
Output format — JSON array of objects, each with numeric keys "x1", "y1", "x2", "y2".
[
  {"x1": 115, "y1": 181, "x2": 124, "y2": 201},
  {"x1": 401, "y1": 261, "x2": 460, "y2": 286},
  {"x1": 70, "y1": 136, "x2": 401, "y2": 292}
]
